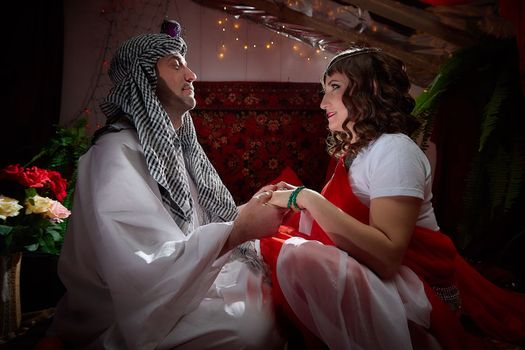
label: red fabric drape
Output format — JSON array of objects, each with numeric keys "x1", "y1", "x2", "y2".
[{"x1": 261, "y1": 160, "x2": 525, "y2": 349}]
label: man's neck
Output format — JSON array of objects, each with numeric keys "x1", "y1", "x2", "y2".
[{"x1": 166, "y1": 110, "x2": 184, "y2": 129}]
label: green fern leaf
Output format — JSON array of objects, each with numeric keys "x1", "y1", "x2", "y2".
[{"x1": 479, "y1": 68, "x2": 510, "y2": 152}]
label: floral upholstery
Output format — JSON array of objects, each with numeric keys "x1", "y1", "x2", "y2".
[{"x1": 193, "y1": 81, "x2": 332, "y2": 204}]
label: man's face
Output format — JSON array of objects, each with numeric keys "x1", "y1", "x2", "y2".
[{"x1": 155, "y1": 53, "x2": 197, "y2": 113}]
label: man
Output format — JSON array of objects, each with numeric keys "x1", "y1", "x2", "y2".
[{"x1": 49, "y1": 20, "x2": 286, "y2": 349}]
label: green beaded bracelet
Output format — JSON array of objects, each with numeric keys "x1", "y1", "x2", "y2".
[{"x1": 287, "y1": 186, "x2": 305, "y2": 210}]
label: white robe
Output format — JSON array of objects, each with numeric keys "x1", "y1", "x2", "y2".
[{"x1": 49, "y1": 128, "x2": 284, "y2": 350}]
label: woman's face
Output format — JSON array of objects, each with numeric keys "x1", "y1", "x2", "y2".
[{"x1": 320, "y1": 72, "x2": 352, "y2": 133}]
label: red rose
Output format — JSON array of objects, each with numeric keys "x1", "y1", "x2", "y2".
[
  {"x1": 18, "y1": 166, "x2": 50, "y2": 188},
  {"x1": 46, "y1": 170, "x2": 68, "y2": 201},
  {"x1": 1, "y1": 165, "x2": 68, "y2": 201},
  {"x1": 0, "y1": 164, "x2": 25, "y2": 180},
  {"x1": 1, "y1": 164, "x2": 49, "y2": 187}
]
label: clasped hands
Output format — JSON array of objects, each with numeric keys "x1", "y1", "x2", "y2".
[{"x1": 253, "y1": 181, "x2": 305, "y2": 212}]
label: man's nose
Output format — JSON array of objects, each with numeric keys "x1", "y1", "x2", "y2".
[{"x1": 185, "y1": 67, "x2": 197, "y2": 82}]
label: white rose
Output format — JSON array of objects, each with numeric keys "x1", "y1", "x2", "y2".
[
  {"x1": 0, "y1": 195, "x2": 23, "y2": 220},
  {"x1": 25, "y1": 195, "x2": 54, "y2": 215}
]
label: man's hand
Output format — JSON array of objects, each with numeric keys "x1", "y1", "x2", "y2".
[{"x1": 221, "y1": 190, "x2": 287, "y2": 255}]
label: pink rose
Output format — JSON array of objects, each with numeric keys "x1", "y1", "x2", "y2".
[{"x1": 46, "y1": 201, "x2": 71, "y2": 223}]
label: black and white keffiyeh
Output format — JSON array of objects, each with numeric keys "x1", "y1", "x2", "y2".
[{"x1": 100, "y1": 32, "x2": 238, "y2": 234}]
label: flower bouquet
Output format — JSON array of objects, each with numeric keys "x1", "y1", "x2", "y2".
[{"x1": 0, "y1": 164, "x2": 71, "y2": 255}]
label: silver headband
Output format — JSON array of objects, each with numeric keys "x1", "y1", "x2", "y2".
[{"x1": 327, "y1": 47, "x2": 382, "y2": 70}]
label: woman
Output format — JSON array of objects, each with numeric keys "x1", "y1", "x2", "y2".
[{"x1": 260, "y1": 45, "x2": 525, "y2": 350}]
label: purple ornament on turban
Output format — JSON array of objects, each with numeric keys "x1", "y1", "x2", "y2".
[{"x1": 161, "y1": 19, "x2": 182, "y2": 38}]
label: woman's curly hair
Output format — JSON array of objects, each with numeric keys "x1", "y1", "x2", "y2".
[{"x1": 322, "y1": 44, "x2": 420, "y2": 159}]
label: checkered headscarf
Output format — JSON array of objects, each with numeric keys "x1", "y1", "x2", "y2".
[{"x1": 100, "y1": 32, "x2": 238, "y2": 234}]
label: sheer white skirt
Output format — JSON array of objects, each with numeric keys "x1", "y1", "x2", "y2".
[{"x1": 276, "y1": 237, "x2": 440, "y2": 350}]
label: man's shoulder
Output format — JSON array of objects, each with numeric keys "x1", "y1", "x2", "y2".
[
  {"x1": 93, "y1": 126, "x2": 140, "y2": 151},
  {"x1": 81, "y1": 126, "x2": 143, "y2": 168}
]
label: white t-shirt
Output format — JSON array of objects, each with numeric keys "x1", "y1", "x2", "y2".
[{"x1": 350, "y1": 133, "x2": 439, "y2": 231}]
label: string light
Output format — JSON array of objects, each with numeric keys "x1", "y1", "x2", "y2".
[
  {"x1": 75, "y1": 2, "x2": 332, "y2": 133},
  {"x1": 214, "y1": 12, "x2": 332, "y2": 64}
]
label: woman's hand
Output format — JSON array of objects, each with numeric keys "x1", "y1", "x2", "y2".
[
  {"x1": 267, "y1": 183, "x2": 307, "y2": 212},
  {"x1": 272, "y1": 181, "x2": 297, "y2": 191},
  {"x1": 251, "y1": 182, "x2": 301, "y2": 211},
  {"x1": 267, "y1": 190, "x2": 294, "y2": 210}
]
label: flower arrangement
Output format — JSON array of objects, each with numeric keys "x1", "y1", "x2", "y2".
[{"x1": 0, "y1": 164, "x2": 71, "y2": 255}]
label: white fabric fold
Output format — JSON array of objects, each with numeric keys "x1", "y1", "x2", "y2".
[
  {"x1": 276, "y1": 237, "x2": 432, "y2": 350},
  {"x1": 50, "y1": 129, "x2": 283, "y2": 350}
]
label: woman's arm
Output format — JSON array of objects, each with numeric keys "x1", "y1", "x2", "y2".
[{"x1": 269, "y1": 188, "x2": 421, "y2": 279}]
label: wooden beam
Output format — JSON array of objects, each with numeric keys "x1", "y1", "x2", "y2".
[
  {"x1": 340, "y1": 0, "x2": 476, "y2": 46},
  {"x1": 216, "y1": 0, "x2": 442, "y2": 85}
]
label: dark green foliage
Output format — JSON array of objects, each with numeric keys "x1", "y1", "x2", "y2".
[
  {"x1": 412, "y1": 37, "x2": 525, "y2": 276},
  {"x1": 26, "y1": 118, "x2": 89, "y2": 206},
  {"x1": 21, "y1": 118, "x2": 90, "y2": 253}
]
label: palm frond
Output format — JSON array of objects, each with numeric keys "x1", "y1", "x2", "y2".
[
  {"x1": 479, "y1": 68, "x2": 511, "y2": 152},
  {"x1": 504, "y1": 142, "x2": 525, "y2": 212},
  {"x1": 412, "y1": 44, "x2": 486, "y2": 149}
]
